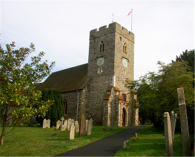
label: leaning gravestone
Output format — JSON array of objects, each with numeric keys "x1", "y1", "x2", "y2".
[
  {"x1": 164, "y1": 112, "x2": 173, "y2": 156},
  {"x1": 75, "y1": 121, "x2": 79, "y2": 133},
  {"x1": 71, "y1": 119, "x2": 75, "y2": 124},
  {"x1": 177, "y1": 87, "x2": 191, "y2": 156},
  {"x1": 56, "y1": 120, "x2": 61, "y2": 130},
  {"x1": 85, "y1": 120, "x2": 88, "y2": 131},
  {"x1": 42, "y1": 119, "x2": 47, "y2": 128},
  {"x1": 69, "y1": 123, "x2": 75, "y2": 140},
  {"x1": 79, "y1": 115, "x2": 85, "y2": 137}
]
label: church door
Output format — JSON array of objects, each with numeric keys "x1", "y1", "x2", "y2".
[{"x1": 122, "y1": 108, "x2": 125, "y2": 126}]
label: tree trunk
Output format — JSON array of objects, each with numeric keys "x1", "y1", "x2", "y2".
[{"x1": 0, "y1": 105, "x2": 8, "y2": 145}]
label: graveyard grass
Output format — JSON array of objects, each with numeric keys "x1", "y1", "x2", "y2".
[
  {"x1": 115, "y1": 125, "x2": 194, "y2": 156},
  {"x1": 0, "y1": 124, "x2": 127, "y2": 156}
]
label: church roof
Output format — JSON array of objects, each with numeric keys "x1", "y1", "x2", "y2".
[{"x1": 35, "y1": 63, "x2": 91, "y2": 92}]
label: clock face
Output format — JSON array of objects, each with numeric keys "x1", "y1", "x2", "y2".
[
  {"x1": 97, "y1": 58, "x2": 104, "y2": 66},
  {"x1": 123, "y1": 59, "x2": 127, "y2": 67}
]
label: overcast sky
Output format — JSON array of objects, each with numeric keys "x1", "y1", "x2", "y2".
[{"x1": 1, "y1": 0, "x2": 194, "y2": 81}]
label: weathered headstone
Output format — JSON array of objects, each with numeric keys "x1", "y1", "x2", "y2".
[
  {"x1": 135, "y1": 133, "x2": 137, "y2": 139},
  {"x1": 60, "y1": 117, "x2": 64, "y2": 126},
  {"x1": 71, "y1": 119, "x2": 75, "y2": 124},
  {"x1": 164, "y1": 112, "x2": 173, "y2": 156},
  {"x1": 79, "y1": 115, "x2": 85, "y2": 137},
  {"x1": 177, "y1": 87, "x2": 191, "y2": 156},
  {"x1": 75, "y1": 121, "x2": 79, "y2": 133},
  {"x1": 56, "y1": 120, "x2": 61, "y2": 130},
  {"x1": 47, "y1": 119, "x2": 50, "y2": 128},
  {"x1": 87, "y1": 119, "x2": 93, "y2": 136},
  {"x1": 69, "y1": 123, "x2": 75, "y2": 140},
  {"x1": 170, "y1": 111, "x2": 177, "y2": 140},
  {"x1": 85, "y1": 120, "x2": 88, "y2": 131},
  {"x1": 42, "y1": 119, "x2": 47, "y2": 128},
  {"x1": 68, "y1": 118, "x2": 71, "y2": 130},
  {"x1": 123, "y1": 141, "x2": 127, "y2": 149},
  {"x1": 64, "y1": 120, "x2": 67, "y2": 129}
]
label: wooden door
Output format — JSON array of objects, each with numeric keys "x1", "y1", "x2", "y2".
[{"x1": 122, "y1": 109, "x2": 125, "y2": 126}]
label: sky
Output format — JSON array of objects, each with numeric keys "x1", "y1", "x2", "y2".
[{"x1": 1, "y1": 0, "x2": 194, "y2": 81}]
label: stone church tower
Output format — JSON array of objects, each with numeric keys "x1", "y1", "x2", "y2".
[
  {"x1": 86, "y1": 22, "x2": 136, "y2": 126},
  {"x1": 35, "y1": 22, "x2": 138, "y2": 127}
]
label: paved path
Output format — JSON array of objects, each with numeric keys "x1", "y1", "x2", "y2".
[{"x1": 55, "y1": 126, "x2": 145, "y2": 156}]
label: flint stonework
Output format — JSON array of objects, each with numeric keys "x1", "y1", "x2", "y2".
[
  {"x1": 164, "y1": 112, "x2": 173, "y2": 156},
  {"x1": 177, "y1": 87, "x2": 191, "y2": 156}
]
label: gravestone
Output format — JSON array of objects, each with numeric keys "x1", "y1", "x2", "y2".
[
  {"x1": 85, "y1": 120, "x2": 88, "y2": 131},
  {"x1": 164, "y1": 112, "x2": 173, "y2": 156},
  {"x1": 46, "y1": 119, "x2": 50, "y2": 128},
  {"x1": 75, "y1": 121, "x2": 79, "y2": 133},
  {"x1": 177, "y1": 87, "x2": 191, "y2": 156},
  {"x1": 56, "y1": 120, "x2": 61, "y2": 130},
  {"x1": 170, "y1": 111, "x2": 177, "y2": 140},
  {"x1": 79, "y1": 115, "x2": 85, "y2": 137},
  {"x1": 42, "y1": 119, "x2": 47, "y2": 128},
  {"x1": 87, "y1": 119, "x2": 92, "y2": 136},
  {"x1": 71, "y1": 119, "x2": 75, "y2": 124},
  {"x1": 64, "y1": 120, "x2": 67, "y2": 129},
  {"x1": 68, "y1": 118, "x2": 71, "y2": 130},
  {"x1": 135, "y1": 133, "x2": 137, "y2": 139},
  {"x1": 123, "y1": 141, "x2": 127, "y2": 149},
  {"x1": 69, "y1": 123, "x2": 75, "y2": 140},
  {"x1": 60, "y1": 117, "x2": 64, "y2": 126}
]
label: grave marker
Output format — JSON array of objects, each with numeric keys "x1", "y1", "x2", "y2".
[
  {"x1": 79, "y1": 115, "x2": 85, "y2": 137},
  {"x1": 56, "y1": 120, "x2": 61, "y2": 129},
  {"x1": 68, "y1": 118, "x2": 71, "y2": 130},
  {"x1": 85, "y1": 120, "x2": 88, "y2": 131},
  {"x1": 164, "y1": 112, "x2": 173, "y2": 156},
  {"x1": 75, "y1": 121, "x2": 79, "y2": 133},
  {"x1": 42, "y1": 119, "x2": 47, "y2": 128},
  {"x1": 177, "y1": 87, "x2": 191, "y2": 156},
  {"x1": 64, "y1": 120, "x2": 67, "y2": 129},
  {"x1": 69, "y1": 123, "x2": 75, "y2": 140}
]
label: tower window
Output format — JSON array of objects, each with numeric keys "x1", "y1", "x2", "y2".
[
  {"x1": 123, "y1": 43, "x2": 127, "y2": 54},
  {"x1": 100, "y1": 41, "x2": 104, "y2": 52},
  {"x1": 97, "y1": 67, "x2": 103, "y2": 74},
  {"x1": 122, "y1": 94, "x2": 126, "y2": 102}
]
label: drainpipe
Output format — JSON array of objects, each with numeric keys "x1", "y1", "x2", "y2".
[{"x1": 76, "y1": 89, "x2": 79, "y2": 121}]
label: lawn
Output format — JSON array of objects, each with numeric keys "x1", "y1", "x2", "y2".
[
  {"x1": 115, "y1": 125, "x2": 194, "y2": 156},
  {"x1": 0, "y1": 124, "x2": 127, "y2": 156}
]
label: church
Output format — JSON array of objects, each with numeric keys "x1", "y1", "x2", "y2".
[{"x1": 36, "y1": 22, "x2": 139, "y2": 127}]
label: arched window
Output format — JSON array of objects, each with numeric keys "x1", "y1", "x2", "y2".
[
  {"x1": 100, "y1": 41, "x2": 104, "y2": 52},
  {"x1": 64, "y1": 100, "x2": 67, "y2": 115},
  {"x1": 123, "y1": 43, "x2": 127, "y2": 54}
]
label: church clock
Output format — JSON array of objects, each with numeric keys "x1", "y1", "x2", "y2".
[{"x1": 97, "y1": 58, "x2": 104, "y2": 66}]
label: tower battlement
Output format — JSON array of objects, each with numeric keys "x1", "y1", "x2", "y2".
[{"x1": 90, "y1": 22, "x2": 134, "y2": 42}]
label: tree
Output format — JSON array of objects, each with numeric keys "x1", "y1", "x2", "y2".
[
  {"x1": 172, "y1": 49, "x2": 194, "y2": 131},
  {"x1": 36, "y1": 88, "x2": 64, "y2": 126},
  {"x1": 0, "y1": 42, "x2": 55, "y2": 145},
  {"x1": 126, "y1": 61, "x2": 194, "y2": 129}
]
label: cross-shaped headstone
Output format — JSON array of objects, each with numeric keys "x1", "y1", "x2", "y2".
[{"x1": 60, "y1": 117, "x2": 64, "y2": 126}]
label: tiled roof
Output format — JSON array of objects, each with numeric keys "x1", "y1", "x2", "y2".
[{"x1": 35, "y1": 63, "x2": 91, "y2": 92}]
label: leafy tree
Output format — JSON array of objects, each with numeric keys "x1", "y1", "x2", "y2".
[
  {"x1": 36, "y1": 88, "x2": 64, "y2": 126},
  {"x1": 172, "y1": 49, "x2": 194, "y2": 131},
  {"x1": 126, "y1": 61, "x2": 194, "y2": 129},
  {"x1": 0, "y1": 42, "x2": 55, "y2": 145}
]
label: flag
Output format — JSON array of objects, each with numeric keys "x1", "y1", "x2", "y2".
[{"x1": 127, "y1": 10, "x2": 132, "y2": 16}]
